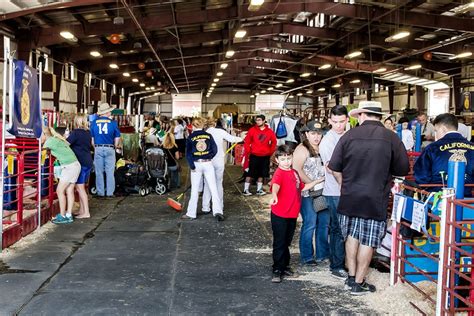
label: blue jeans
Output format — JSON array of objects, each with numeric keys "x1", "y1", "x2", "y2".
[
  {"x1": 168, "y1": 165, "x2": 180, "y2": 189},
  {"x1": 94, "y1": 146, "x2": 116, "y2": 196},
  {"x1": 299, "y1": 197, "x2": 330, "y2": 263},
  {"x1": 325, "y1": 196, "x2": 346, "y2": 271}
]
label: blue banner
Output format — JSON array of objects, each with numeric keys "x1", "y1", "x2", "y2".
[{"x1": 8, "y1": 59, "x2": 42, "y2": 138}]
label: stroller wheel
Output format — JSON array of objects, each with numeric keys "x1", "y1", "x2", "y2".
[
  {"x1": 139, "y1": 187, "x2": 147, "y2": 196},
  {"x1": 146, "y1": 187, "x2": 151, "y2": 195},
  {"x1": 155, "y1": 183, "x2": 166, "y2": 195},
  {"x1": 90, "y1": 187, "x2": 97, "y2": 195}
]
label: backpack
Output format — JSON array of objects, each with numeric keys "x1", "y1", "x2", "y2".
[{"x1": 275, "y1": 115, "x2": 287, "y2": 139}]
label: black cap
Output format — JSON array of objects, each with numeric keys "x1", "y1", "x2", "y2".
[
  {"x1": 301, "y1": 120, "x2": 324, "y2": 133},
  {"x1": 256, "y1": 114, "x2": 265, "y2": 121}
]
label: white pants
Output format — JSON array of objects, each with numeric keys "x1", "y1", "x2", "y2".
[
  {"x1": 202, "y1": 159, "x2": 225, "y2": 212},
  {"x1": 186, "y1": 161, "x2": 222, "y2": 218}
]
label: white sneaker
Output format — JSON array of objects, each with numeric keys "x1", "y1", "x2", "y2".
[
  {"x1": 242, "y1": 190, "x2": 252, "y2": 196},
  {"x1": 256, "y1": 189, "x2": 266, "y2": 196}
]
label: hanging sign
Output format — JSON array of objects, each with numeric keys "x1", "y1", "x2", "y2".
[{"x1": 8, "y1": 59, "x2": 42, "y2": 138}]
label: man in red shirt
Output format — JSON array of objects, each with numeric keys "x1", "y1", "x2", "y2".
[
  {"x1": 270, "y1": 145, "x2": 318, "y2": 283},
  {"x1": 243, "y1": 115, "x2": 277, "y2": 196}
]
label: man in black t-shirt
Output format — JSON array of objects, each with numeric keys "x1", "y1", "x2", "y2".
[{"x1": 329, "y1": 101, "x2": 409, "y2": 295}]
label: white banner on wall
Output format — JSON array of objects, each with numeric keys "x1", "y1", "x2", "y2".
[
  {"x1": 255, "y1": 94, "x2": 285, "y2": 111},
  {"x1": 172, "y1": 93, "x2": 202, "y2": 117}
]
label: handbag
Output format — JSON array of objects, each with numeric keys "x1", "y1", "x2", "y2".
[
  {"x1": 311, "y1": 189, "x2": 327, "y2": 212},
  {"x1": 275, "y1": 115, "x2": 288, "y2": 139}
]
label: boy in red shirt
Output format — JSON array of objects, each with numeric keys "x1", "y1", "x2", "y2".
[{"x1": 270, "y1": 145, "x2": 319, "y2": 283}]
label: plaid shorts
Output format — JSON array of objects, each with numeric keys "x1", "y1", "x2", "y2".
[{"x1": 338, "y1": 214, "x2": 387, "y2": 248}]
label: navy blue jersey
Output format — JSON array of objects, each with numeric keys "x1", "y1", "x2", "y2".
[
  {"x1": 414, "y1": 132, "x2": 474, "y2": 197},
  {"x1": 185, "y1": 130, "x2": 217, "y2": 170},
  {"x1": 67, "y1": 129, "x2": 93, "y2": 168},
  {"x1": 90, "y1": 116, "x2": 121, "y2": 145}
]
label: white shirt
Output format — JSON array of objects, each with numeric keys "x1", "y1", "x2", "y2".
[
  {"x1": 319, "y1": 129, "x2": 343, "y2": 196},
  {"x1": 270, "y1": 116, "x2": 298, "y2": 144},
  {"x1": 174, "y1": 124, "x2": 184, "y2": 140},
  {"x1": 206, "y1": 127, "x2": 243, "y2": 161},
  {"x1": 401, "y1": 129, "x2": 414, "y2": 151},
  {"x1": 458, "y1": 123, "x2": 470, "y2": 140}
]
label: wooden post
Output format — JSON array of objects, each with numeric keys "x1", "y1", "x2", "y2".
[
  {"x1": 416, "y1": 86, "x2": 425, "y2": 113},
  {"x1": 76, "y1": 71, "x2": 85, "y2": 113}
]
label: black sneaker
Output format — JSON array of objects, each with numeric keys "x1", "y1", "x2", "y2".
[
  {"x1": 272, "y1": 271, "x2": 282, "y2": 283},
  {"x1": 350, "y1": 281, "x2": 376, "y2": 296},
  {"x1": 215, "y1": 214, "x2": 225, "y2": 222},
  {"x1": 344, "y1": 276, "x2": 356, "y2": 290},
  {"x1": 282, "y1": 267, "x2": 299, "y2": 278},
  {"x1": 331, "y1": 269, "x2": 348, "y2": 280}
]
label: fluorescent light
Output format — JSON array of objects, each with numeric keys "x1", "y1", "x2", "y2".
[
  {"x1": 332, "y1": 83, "x2": 341, "y2": 88},
  {"x1": 109, "y1": 63, "x2": 119, "y2": 69},
  {"x1": 385, "y1": 31, "x2": 410, "y2": 42},
  {"x1": 211, "y1": 83, "x2": 217, "y2": 87},
  {"x1": 249, "y1": 0, "x2": 264, "y2": 11},
  {"x1": 213, "y1": 78, "x2": 220, "y2": 82},
  {"x1": 132, "y1": 78, "x2": 138, "y2": 82},
  {"x1": 286, "y1": 78, "x2": 295, "y2": 83},
  {"x1": 306, "y1": 89, "x2": 313, "y2": 94},
  {"x1": 297, "y1": 92, "x2": 303, "y2": 96},
  {"x1": 373, "y1": 67, "x2": 387, "y2": 73},
  {"x1": 275, "y1": 83, "x2": 283, "y2": 88},
  {"x1": 345, "y1": 50, "x2": 362, "y2": 59},
  {"x1": 350, "y1": 79, "x2": 361, "y2": 84},
  {"x1": 234, "y1": 29, "x2": 247, "y2": 38},
  {"x1": 404, "y1": 64, "x2": 422, "y2": 70},
  {"x1": 90, "y1": 51, "x2": 102, "y2": 58},
  {"x1": 319, "y1": 64, "x2": 331, "y2": 70},
  {"x1": 145, "y1": 87, "x2": 150, "y2": 91},
  {"x1": 261, "y1": 90, "x2": 267, "y2": 94},
  {"x1": 250, "y1": 95, "x2": 255, "y2": 98},
  {"x1": 288, "y1": 95, "x2": 294, "y2": 99},
  {"x1": 225, "y1": 50, "x2": 235, "y2": 58},
  {"x1": 255, "y1": 92, "x2": 260, "y2": 96},
  {"x1": 317, "y1": 87, "x2": 325, "y2": 92},
  {"x1": 267, "y1": 87, "x2": 274, "y2": 91},
  {"x1": 300, "y1": 72, "x2": 311, "y2": 78},
  {"x1": 220, "y1": 63, "x2": 228, "y2": 69},
  {"x1": 449, "y1": 52, "x2": 472, "y2": 60},
  {"x1": 216, "y1": 72, "x2": 223, "y2": 77},
  {"x1": 123, "y1": 72, "x2": 130, "y2": 77},
  {"x1": 250, "y1": 0, "x2": 264, "y2": 5},
  {"x1": 60, "y1": 31, "x2": 76, "y2": 40},
  {"x1": 140, "y1": 83, "x2": 145, "y2": 87}
]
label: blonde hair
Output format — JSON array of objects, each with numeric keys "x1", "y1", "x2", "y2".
[
  {"x1": 42, "y1": 126, "x2": 69, "y2": 144},
  {"x1": 205, "y1": 117, "x2": 216, "y2": 129},
  {"x1": 74, "y1": 114, "x2": 89, "y2": 130},
  {"x1": 162, "y1": 132, "x2": 177, "y2": 149},
  {"x1": 192, "y1": 117, "x2": 204, "y2": 129}
]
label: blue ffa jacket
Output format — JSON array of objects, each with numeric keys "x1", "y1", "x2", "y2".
[
  {"x1": 185, "y1": 130, "x2": 217, "y2": 170},
  {"x1": 90, "y1": 116, "x2": 121, "y2": 145},
  {"x1": 414, "y1": 132, "x2": 474, "y2": 196}
]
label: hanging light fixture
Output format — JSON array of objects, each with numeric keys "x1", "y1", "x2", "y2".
[
  {"x1": 344, "y1": 50, "x2": 362, "y2": 59},
  {"x1": 319, "y1": 64, "x2": 332, "y2": 70},
  {"x1": 234, "y1": 29, "x2": 247, "y2": 39},
  {"x1": 385, "y1": 30, "x2": 410, "y2": 42},
  {"x1": 225, "y1": 50, "x2": 235, "y2": 58},
  {"x1": 286, "y1": 78, "x2": 295, "y2": 83},
  {"x1": 404, "y1": 64, "x2": 422, "y2": 70},
  {"x1": 220, "y1": 63, "x2": 228, "y2": 69},
  {"x1": 300, "y1": 72, "x2": 311, "y2": 78},
  {"x1": 216, "y1": 72, "x2": 223, "y2": 77},
  {"x1": 275, "y1": 83, "x2": 283, "y2": 88},
  {"x1": 373, "y1": 67, "x2": 387, "y2": 73},
  {"x1": 449, "y1": 51, "x2": 473, "y2": 60}
]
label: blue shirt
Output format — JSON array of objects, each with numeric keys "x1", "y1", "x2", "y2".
[
  {"x1": 185, "y1": 130, "x2": 217, "y2": 170},
  {"x1": 414, "y1": 132, "x2": 474, "y2": 197},
  {"x1": 90, "y1": 116, "x2": 121, "y2": 145},
  {"x1": 67, "y1": 129, "x2": 93, "y2": 168}
]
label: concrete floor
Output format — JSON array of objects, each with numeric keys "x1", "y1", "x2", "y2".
[{"x1": 0, "y1": 165, "x2": 374, "y2": 315}]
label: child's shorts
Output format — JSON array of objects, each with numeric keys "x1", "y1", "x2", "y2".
[
  {"x1": 76, "y1": 166, "x2": 92, "y2": 184},
  {"x1": 59, "y1": 161, "x2": 81, "y2": 184}
]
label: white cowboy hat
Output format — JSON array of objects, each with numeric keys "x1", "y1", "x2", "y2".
[
  {"x1": 97, "y1": 102, "x2": 115, "y2": 115},
  {"x1": 348, "y1": 101, "x2": 384, "y2": 118}
]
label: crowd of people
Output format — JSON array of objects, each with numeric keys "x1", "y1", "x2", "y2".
[{"x1": 40, "y1": 100, "x2": 474, "y2": 297}]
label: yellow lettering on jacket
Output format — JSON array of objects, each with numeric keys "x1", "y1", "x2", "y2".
[
  {"x1": 191, "y1": 134, "x2": 210, "y2": 141},
  {"x1": 440, "y1": 142, "x2": 474, "y2": 151}
]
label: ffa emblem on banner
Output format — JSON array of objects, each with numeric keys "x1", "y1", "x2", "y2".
[{"x1": 8, "y1": 59, "x2": 42, "y2": 138}]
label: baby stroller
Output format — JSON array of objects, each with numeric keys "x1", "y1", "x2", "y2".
[
  {"x1": 144, "y1": 146, "x2": 168, "y2": 195},
  {"x1": 115, "y1": 163, "x2": 150, "y2": 196}
]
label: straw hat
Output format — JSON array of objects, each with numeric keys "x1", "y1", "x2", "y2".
[
  {"x1": 97, "y1": 102, "x2": 115, "y2": 115},
  {"x1": 348, "y1": 101, "x2": 384, "y2": 118}
]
